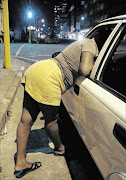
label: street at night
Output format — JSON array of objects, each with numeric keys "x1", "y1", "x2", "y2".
[
  {"x1": 0, "y1": 39, "x2": 104, "y2": 179},
  {"x1": 9, "y1": 39, "x2": 75, "y2": 62},
  {"x1": 0, "y1": 0, "x2": 126, "y2": 180}
]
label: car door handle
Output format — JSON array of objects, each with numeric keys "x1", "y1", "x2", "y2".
[
  {"x1": 113, "y1": 123, "x2": 126, "y2": 149},
  {"x1": 74, "y1": 84, "x2": 80, "y2": 95}
]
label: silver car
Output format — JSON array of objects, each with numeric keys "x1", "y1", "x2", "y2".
[{"x1": 62, "y1": 15, "x2": 126, "y2": 180}]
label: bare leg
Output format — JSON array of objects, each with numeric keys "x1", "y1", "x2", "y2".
[
  {"x1": 14, "y1": 108, "x2": 33, "y2": 171},
  {"x1": 45, "y1": 119, "x2": 65, "y2": 154}
]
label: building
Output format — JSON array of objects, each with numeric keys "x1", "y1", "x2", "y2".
[
  {"x1": 57, "y1": 0, "x2": 126, "y2": 39},
  {"x1": 54, "y1": 0, "x2": 68, "y2": 36},
  {"x1": 8, "y1": 0, "x2": 28, "y2": 41}
]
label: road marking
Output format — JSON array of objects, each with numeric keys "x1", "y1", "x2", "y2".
[
  {"x1": 17, "y1": 56, "x2": 38, "y2": 63},
  {"x1": 15, "y1": 44, "x2": 26, "y2": 57},
  {"x1": 20, "y1": 66, "x2": 25, "y2": 71},
  {"x1": 37, "y1": 55, "x2": 51, "y2": 57},
  {"x1": 15, "y1": 44, "x2": 51, "y2": 62},
  {"x1": 25, "y1": 55, "x2": 51, "y2": 58}
]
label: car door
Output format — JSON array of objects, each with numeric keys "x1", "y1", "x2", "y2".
[
  {"x1": 62, "y1": 22, "x2": 117, "y2": 133},
  {"x1": 62, "y1": 21, "x2": 126, "y2": 179}
]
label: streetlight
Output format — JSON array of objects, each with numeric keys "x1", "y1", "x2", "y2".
[
  {"x1": 28, "y1": 11, "x2": 32, "y2": 18},
  {"x1": 41, "y1": 19, "x2": 44, "y2": 23},
  {"x1": 27, "y1": 6, "x2": 32, "y2": 43},
  {"x1": 81, "y1": 16, "x2": 84, "y2": 20},
  {"x1": 81, "y1": 16, "x2": 85, "y2": 31}
]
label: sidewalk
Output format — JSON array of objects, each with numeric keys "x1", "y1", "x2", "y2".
[
  {"x1": 0, "y1": 57, "x2": 29, "y2": 134},
  {"x1": 0, "y1": 58, "x2": 72, "y2": 180}
]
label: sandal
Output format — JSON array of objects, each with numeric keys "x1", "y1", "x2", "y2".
[{"x1": 14, "y1": 162, "x2": 42, "y2": 178}]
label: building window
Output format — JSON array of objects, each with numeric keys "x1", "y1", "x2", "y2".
[
  {"x1": 84, "y1": 13, "x2": 87, "y2": 18},
  {"x1": 96, "y1": 3, "x2": 100, "y2": 12},
  {"x1": 100, "y1": 3, "x2": 104, "y2": 11},
  {"x1": 84, "y1": 3, "x2": 88, "y2": 9},
  {"x1": 90, "y1": 10, "x2": 93, "y2": 15},
  {"x1": 81, "y1": 1, "x2": 85, "y2": 5}
]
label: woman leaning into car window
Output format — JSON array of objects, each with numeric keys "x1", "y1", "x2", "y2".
[{"x1": 14, "y1": 38, "x2": 98, "y2": 178}]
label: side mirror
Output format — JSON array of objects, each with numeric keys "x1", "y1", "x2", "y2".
[{"x1": 52, "y1": 52, "x2": 61, "y2": 58}]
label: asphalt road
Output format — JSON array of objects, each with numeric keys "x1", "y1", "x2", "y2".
[{"x1": 9, "y1": 38, "x2": 75, "y2": 63}]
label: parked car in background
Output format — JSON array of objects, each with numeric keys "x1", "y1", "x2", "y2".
[
  {"x1": 58, "y1": 15, "x2": 126, "y2": 180},
  {"x1": 45, "y1": 35, "x2": 59, "y2": 44},
  {"x1": 31, "y1": 30, "x2": 38, "y2": 43},
  {"x1": 40, "y1": 33, "x2": 46, "y2": 39}
]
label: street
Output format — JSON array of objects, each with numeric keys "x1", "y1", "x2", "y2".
[
  {"x1": 0, "y1": 39, "x2": 75, "y2": 66},
  {"x1": 0, "y1": 0, "x2": 126, "y2": 178},
  {"x1": 10, "y1": 39, "x2": 75, "y2": 62},
  {"x1": 1, "y1": 39, "x2": 103, "y2": 179}
]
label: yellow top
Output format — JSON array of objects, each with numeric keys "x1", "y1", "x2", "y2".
[
  {"x1": 22, "y1": 59, "x2": 66, "y2": 106},
  {"x1": 22, "y1": 38, "x2": 98, "y2": 106}
]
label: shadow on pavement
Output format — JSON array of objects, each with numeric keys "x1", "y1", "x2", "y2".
[
  {"x1": 27, "y1": 128, "x2": 54, "y2": 154},
  {"x1": 14, "y1": 128, "x2": 54, "y2": 164},
  {"x1": 58, "y1": 102, "x2": 103, "y2": 180}
]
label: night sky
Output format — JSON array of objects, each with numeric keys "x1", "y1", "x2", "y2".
[{"x1": 8, "y1": 0, "x2": 55, "y2": 28}]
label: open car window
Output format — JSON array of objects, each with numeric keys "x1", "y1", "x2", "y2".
[
  {"x1": 86, "y1": 24, "x2": 115, "y2": 52},
  {"x1": 99, "y1": 25, "x2": 126, "y2": 100}
]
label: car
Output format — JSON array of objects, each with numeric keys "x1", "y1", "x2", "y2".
[
  {"x1": 31, "y1": 30, "x2": 38, "y2": 43},
  {"x1": 40, "y1": 33, "x2": 46, "y2": 39},
  {"x1": 56, "y1": 15, "x2": 126, "y2": 180},
  {"x1": 45, "y1": 35, "x2": 59, "y2": 44}
]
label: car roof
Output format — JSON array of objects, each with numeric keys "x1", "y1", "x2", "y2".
[{"x1": 100, "y1": 14, "x2": 126, "y2": 23}]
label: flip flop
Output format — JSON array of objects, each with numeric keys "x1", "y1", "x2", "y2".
[{"x1": 14, "y1": 162, "x2": 42, "y2": 178}]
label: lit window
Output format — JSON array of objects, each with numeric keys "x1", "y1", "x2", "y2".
[
  {"x1": 90, "y1": 10, "x2": 93, "y2": 15},
  {"x1": 84, "y1": 4, "x2": 88, "y2": 8},
  {"x1": 81, "y1": 1, "x2": 85, "y2": 5},
  {"x1": 100, "y1": 4, "x2": 104, "y2": 10}
]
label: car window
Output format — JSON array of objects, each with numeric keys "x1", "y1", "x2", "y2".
[
  {"x1": 100, "y1": 25, "x2": 126, "y2": 98},
  {"x1": 86, "y1": 25, "x2": 115, "y2": 52}
]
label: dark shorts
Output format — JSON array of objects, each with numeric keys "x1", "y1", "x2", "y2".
[{"x1": 23, "y1": 91, "x2": 59, "y2": 126}]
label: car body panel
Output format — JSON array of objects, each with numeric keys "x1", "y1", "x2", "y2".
[
  {"x1": 62, "y1": 15, "x2": 126, "y2": 179},
  {"x1": 62, "y1": 77, "x2": 126, "y2": 178}
]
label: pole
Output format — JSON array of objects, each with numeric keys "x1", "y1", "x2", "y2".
[
  {"x1": 28, "y1": 22, "x2": 31, "y2": 43},
  {"x1": 2, "y1": 0, "x2": 11, "y2": 68},
  {"x1": 28, "y1": 0, "x2": 31, "y2": 43},
  {"x1": 29, "y1": 0, "x2": 31, "y2": 5}
]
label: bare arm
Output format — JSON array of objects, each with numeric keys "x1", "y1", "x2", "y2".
[{"x1": 79, "y1": 51, "x2": 94, "y2": 77}]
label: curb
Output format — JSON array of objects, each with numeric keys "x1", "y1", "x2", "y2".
[
  {"x1": 0, "y1": 65, "x2": 27, "y2": 135},
  {"x1": 16, "y1": 56, "x2": 38, "y2": 64}
]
